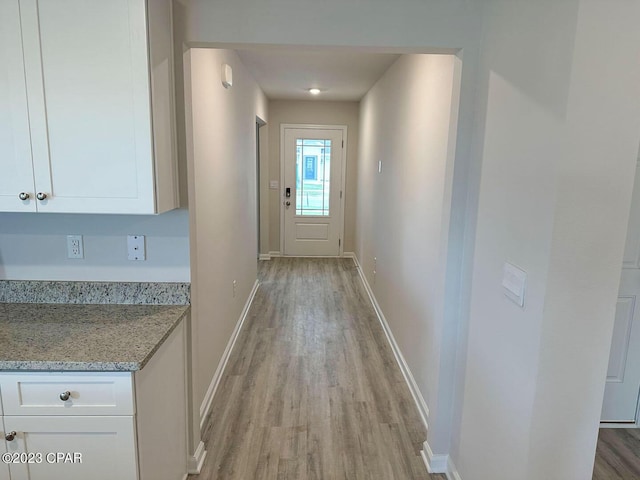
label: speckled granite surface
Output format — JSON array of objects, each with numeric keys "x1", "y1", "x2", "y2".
[
  {"x1": 0, "y1": 303, "x2": 189, "y2": 371},
  {"x1": 0, "y1": 281, "x2": 190, "y2": 305}
]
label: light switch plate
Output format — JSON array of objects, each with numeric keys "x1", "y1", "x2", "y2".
[
  {"x1": 127, "y1": 235, "x2": 146, "y2": 261},
  {"x1": 502, "y1": 262, "x2": 526, "y2": 307}
]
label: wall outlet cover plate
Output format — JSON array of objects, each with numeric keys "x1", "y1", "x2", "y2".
[
  {"x1": 127, "y1": 235, "x2": 146, "y2": 261},
  {"x1": 502, "y1": 262, "x2": 526, "y2": 307}
]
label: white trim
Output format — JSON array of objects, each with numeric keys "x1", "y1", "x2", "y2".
[
  {"x1": 351, "y1": 254, "x2": 430, "y2": 430},
  {"x1": 279, "y1": 124, "x2": 348, "y2": 257},
  {"x1": 199, "y1": 280, "x2": 260, "y2": 431},
  {"x1": 187, "y1": 440, "x2": 207, "y2": 474},
  {"x1": 448, "y1": 457, "x2": 463, "y2": 480},
  {"x1": 600, "y1": 422, "x2": 640, "y2": 429},
  {"x1": 421, "y1": 440, "x2": 461, "y2": 480},
  {"x1": 421, "y1": 441, "x2": 448, "y2": 474},
  {"x1": 278, "y1": 255, "x2": 351, "y2": 259},
  {"x1": 261, "y1": 252, "x2": 354, "y2": 261}
]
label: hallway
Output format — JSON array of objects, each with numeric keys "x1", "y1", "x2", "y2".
[{"x1": 190, "y1": 258, "x2": 445, "y2": 479}]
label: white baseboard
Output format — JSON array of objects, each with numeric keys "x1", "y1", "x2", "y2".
[
  {"x1": 267, "y1": 252, "x2": 354, "y2": 259},
  {"x1": 352, "y1": 254, "x2": 430, "y2": 431},
  {"x1": 188, "y1": 440, "x2": 207, "y2": 474},
  {"x1": 600, "y1": 422, "x2": 640, "y2": 429},
  {"x1": 421, "y1": 441, "x2": 448, "y2": 473},
  {"x1": 421, "y1": 440, "x2": 461, "y2": 480},
  {"x1": 448, "y1": 457, "x2": 462, "y2": 480},
  {"x1": 199, "y1": 279, "x2": 260, "y2": 431}
]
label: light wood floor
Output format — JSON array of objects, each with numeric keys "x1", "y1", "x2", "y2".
[
  {"x1": 594, "y1": 428, "x2": 640, "y2": 479},
  {"x1": 189, "y1": 257, "x2": 444, "y2": 480}
]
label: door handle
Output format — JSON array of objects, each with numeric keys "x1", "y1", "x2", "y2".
[{"x1": 285, "y1": 201, "x2": 291, "y2": 207}]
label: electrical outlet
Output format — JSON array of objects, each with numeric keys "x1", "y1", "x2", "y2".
[
  {"x1": 66, "y1": 235, "x2": 84, "y2": 259},
  {"x1": 232, "y1": 280, "x2": 237, "y2": 297},
  {"x1": 127, "y1": 235, "x2": 146, "y2": 261}
]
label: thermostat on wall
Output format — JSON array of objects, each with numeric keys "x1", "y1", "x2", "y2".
[{"x1": 222, "y1": 63, "x2": 233, "y2": 88}]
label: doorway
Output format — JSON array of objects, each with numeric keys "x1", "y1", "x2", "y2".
[
  {"x1": 595, "y1": 150, "x2": 640, "y2": 477},
  {"x1": 601, "y1": 158, "x2": 640, "y2": 425},
  {"x1": 280, "y1": 124, "x2": 346, "y2": 256}
]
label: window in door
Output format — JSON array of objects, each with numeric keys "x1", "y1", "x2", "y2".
[{"x1": 295, "y1": 138, "x2": 331, "y2": 216}]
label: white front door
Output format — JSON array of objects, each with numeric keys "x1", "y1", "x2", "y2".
[
  {"x1": 602, "y1": 159, "x2": 640, "y2": 423},
  {"x1": 282, "y1": 126, "x2": 345, "y2": 256}
]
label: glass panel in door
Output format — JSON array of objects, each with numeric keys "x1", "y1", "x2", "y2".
[{"x1": 295, "y1": 138, "x2": 331, "y2": 216}]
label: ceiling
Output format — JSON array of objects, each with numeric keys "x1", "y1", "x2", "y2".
[{"x1": 235, "y1": 49, "x2": 401, "y2": 101}]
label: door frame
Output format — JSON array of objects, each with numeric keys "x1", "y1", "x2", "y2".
[
  {"x1": 256, "y1": 116, "x2": 266, "y2": 259},
  {"x1": 279, "y1": 123, "x2": 348, "y2": 256}
]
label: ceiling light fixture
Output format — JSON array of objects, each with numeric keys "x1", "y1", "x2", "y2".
[{"x1": 308, "y1": 88, "x2": 321, "y2": 95}]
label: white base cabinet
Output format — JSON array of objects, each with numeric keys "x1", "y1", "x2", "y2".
[
  {"x1": 0, "y1": 421, "x2": 8, "y2": 480},
  {"x1": 0, "y1": 0, "x2": 178, "y2": 214},
  {"x1": 0, "y1": 319, "x2": 187, "y2": 480},
  {"x1": 4, "y1": 416, "x2": 138, "y2": 480}
]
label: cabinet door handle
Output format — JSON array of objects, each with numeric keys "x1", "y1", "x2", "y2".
[
  {"x1": 5, "y1": 431, "x2": 16, "y2": 442},
  {"x1": 18, "y1": 192, "x2": 30, "y2": 200},
  {"x1": 59, "y1": 391, "x2": 71, "y2": 401},
  {"x1": 36, "y1": 192, "x2": 48, "y2": 201}
]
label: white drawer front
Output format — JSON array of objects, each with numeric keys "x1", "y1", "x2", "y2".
[{"x1": 0, "y1": 372, "x2": 134, "y2": 416}]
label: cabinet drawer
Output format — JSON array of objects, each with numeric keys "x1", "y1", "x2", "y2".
[{"x1": 0, "y1": 372, "x2": 134, "y2": 416}]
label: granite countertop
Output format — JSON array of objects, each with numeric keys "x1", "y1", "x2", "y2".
[{"x1": 0, "y1": 303, "x2": 189, "y2": 371}]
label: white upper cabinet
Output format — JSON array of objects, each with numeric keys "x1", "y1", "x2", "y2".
[
  {"x1": 0, "y1": 0, "x2": 178, "y2": 214},
  {"x1": 0, "y1": 0, "x2": 36, "y2": 212}
]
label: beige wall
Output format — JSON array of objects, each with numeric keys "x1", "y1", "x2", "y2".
[
  {"x1": 266, "y1": 100, "x2": 359, "y2": 254},
  {"x1": 184, "y1": 48, "x2": 268, "y2": 415},
  {"x1": 355, "y1": 53, "x2": 459, "y2": 452}
]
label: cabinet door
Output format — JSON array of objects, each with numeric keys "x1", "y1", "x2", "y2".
[
  {"x1": 0, "y1": 418, "x2": 10, "y2": 480},
  {"x1": 4, "y1": 416, "x2": 138, "y2": 480},
  {"x1": 0, "y1": 0, "x2": 36, "y2": 212},
  {"x1": 20, "y1": 0, "x2": 157, "y2": 214}
]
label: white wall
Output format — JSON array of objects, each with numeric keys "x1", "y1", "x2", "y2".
[
  {"x1": 453, "y1": 1, "x2": 640, "y2": 479},
  {"x1": 356, "y1": 53, "x2": 459, "y2": 450},
  {"x1": 185, "y1": 0, "x2": 481, "y2": 51},
  {"x1": 183, "y1": 47, "x2": 268, "y2": 411},
  {"x1": 0, "y1": 210, "x2": 190, "y2": 281},
  {"x1": 266, "y1": 100, "x2": 359, "y2": 254}
]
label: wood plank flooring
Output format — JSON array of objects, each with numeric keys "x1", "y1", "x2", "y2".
[
  {"x1": 189, "y1": 257, "x2": 445, "y2": 480},
  {"x1": 594, "y1": 428, "x2": 640, "y2": 479}
]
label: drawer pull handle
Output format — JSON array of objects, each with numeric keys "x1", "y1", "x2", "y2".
[
  {"x1": 18, "y1": 192, "x2": 30, "y2": 200},
  {"x1": 5, "y1": 431, "x2": 16, "y2": 442},
  {"x1": 59, "y1": 391, "x2": 71, "y2": 401},
  {"x1": 36, "y1": 192, "x2": 47, "y2": 201}
]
